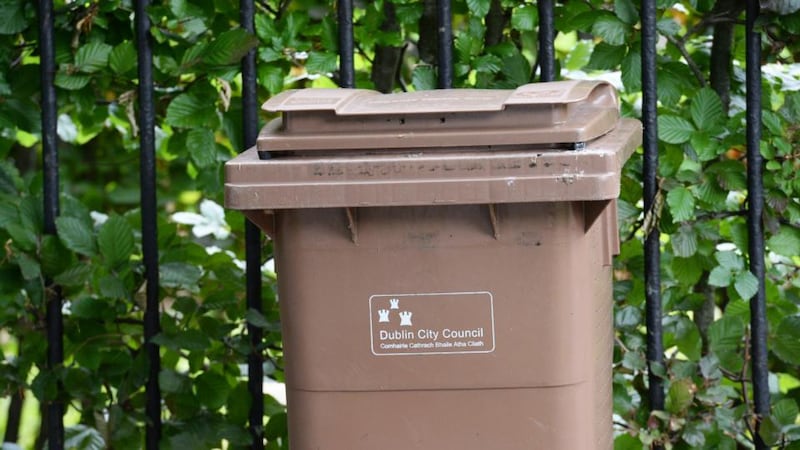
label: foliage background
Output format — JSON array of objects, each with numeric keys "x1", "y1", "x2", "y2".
[{"x1": 1, "y1": 0, "x2": 800, "y2": 448}]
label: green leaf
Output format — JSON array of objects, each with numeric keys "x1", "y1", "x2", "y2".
[
  {"x1": 255, "y1": 14, "x2": 277, "y2": 41},
  {"x1": 412, "y1": 65, "x2": 436, "y2": 91},
  {"x1": 657, "y1": 18, "x2": 681, "y2": 36},
  {"x1": 474, "y1": 54, "x2": 502, "y2": 73},
  {"x1": 203, "y1": 28, "x2": 259, "y2": 66},
  {"x1": 690, "y1": 88, "x2": 724, "y2": 130},
  {"x1": 153, "y1": 330, "x2": 210, "y2": 352},
  {"x1": 165, "y1": 93, "x2": 218, "y2": 129},
  {"x1": 258, "y1": 46, "x2": 283, "y2": 64},
  {"x1": 614, "y1": 0, "x2": 638, "y2": 25},
  {"x1": 615, "y1": 305, "x2": 642, "y2": 330},
  {"x1": 690, "y1": 132, "x2": 721, "y2": 162},
  {"x1": 98, "y1": 216, "x2": 134, "y2": 267},
  {"x1": 715, "y1": 251, "x2": 743, "y2": 270},
  {"x1": 54, "y1": 72, "x2": 91, "y2": 91},
  {"x1": 699, "y1": 354, "x2": 721, "y2": 380},
  {"x1": 709, "y1": 315, "x2": 745, "y2": 354},
  {"x1": 0, "y1": 164, "x2": 18, "y2": 195},
  {"x1": 159, "y1": 369, "x2": 190, "y2": 394},
  {"x1": 65, "y1": 424, "x2": 106, "y2": 450},
  {"x1": 109, "y1": 41, "x2": 137, "y2": 75},
  {"x1": 75, "y1": 42, "x2": 112, "y2": 73},
  {"x1": 41, "y1": 235, "x2": 73, "y2": 277},
  {"x1": 305, "y1": 51, "x2": 338, "y2": 75},
  {"x1": 562, "y1": 11, "x2": 599, "y2": 33},
  {"x1": 671, "y1": 225, "x2": 698, "y2": 257},
  {"x1": 99, "y1": 275, "x2": 128, "y2": 300},
  {"x1": 621, "y1": 48, "x2": 642, "y2": 92},
  {"x1": 657, "y1": 64, "x2": 694, "y2": 105},
  {"x1": 658, "y1": 115, "x2": 695, "y2": 144},
  {"x1": 762, "y1": 110, "x2": 784, "y2": 136},
  {"x1": 466, "y1": 0, "x2": 490, "y2": 16},
  {"x1": 773, "y1": 315, "x2": 800, "y2": 365},
  {"x1": 6, "y1": 222, "x2": 37, "y2": 251},
  {"x1": 696, "y1": 176, "x2": 728, "y2": 205},
  {"x1": 774, "y1": 398, "x2": 799, "y2": 426},
  {"x1": 734, "y1": 271, "x2": 759, "y2": 300},
  {"x1": 708, "y1": 266, "x2": 732, "y2": 287},
  {"x1": 681, "y1": 421, "x2": 706, "y2": 447},
  {"x1": 763, "y1": 0, "x2": 800, "y2": 14},
  {"x1": 14, "y1": 252, "x2": 40, "y2": 280},
  {"x1": 592, "y1": 15, "x2": 628, "y2": 46},
  {"x1": 258, "y1": 65, "x2": 285, "y2": 94},
  {"x1": 56, "y1": 217, "x2": 96, "y2": 256},
  {"x1": 227, "y1": 382, "x2": 252, "y2": 425},
  {"x1": 0, "y1": 0, "x2": 27, "y2": 35},
  {"x1": 264, "y1": 412, "x2": 288, "y2": 441},
  {"x1": 245, "y1": 308, "x2": 272, "y2": 329},
  {"x1": 768, "y1": 226, "x2": 800, "y2": 257},
  {"x1": 186, "y1": 128, "x2": 217, "y2": 169},
  {"x1": 759, "y1": 415, "x2": 783, "y2": 447},
  {"x1": 586, "y1": 43, "x2": 626, "y2": 71},
  {"x1": 564, "y1": 41, "x2": 592, "y2": 71},
  {"x1": 709, "y1": 160, "x2": 747, "y2": 191},
  {"x1": 672, "y1": 256, "x2": 703, "y2": 286},
  {"x1": 501, "y1": 53, "x2": 530, "y2": 86},
  {"x1": 54, "y1": 264, "x2": 93, "y2": 286},
  {"x1": 69, "y1": 297, "x2": 111, "y2": 320},
  {"x1": 511, "y1": 5, "x2": 537, "y2": 31},
  {"x1": 161, "y1": 262, "x2": 203, "y2": 288},
  {"x1": 614, "y1": 434, "x2": 642, "y2": 450},
  {"x1": 666, "y1": 378, "x2": 696, "y2": 414},
  {"x1": 195, "y1": 372, "x2": 231, "y2": 410},
  {"x1": 666, "y1": 186, "x2": 695, "y2": 222}
]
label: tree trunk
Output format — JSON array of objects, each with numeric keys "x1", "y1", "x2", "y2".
[
  {"x1": 709, "y1": 0, "x2": 745, "y2": 114},
  {"x1": 3, "y1": 389, "x2": 24, "y2": 444},
  {"x1": 371, "y1": 1, "x2": 403, "y2": 92},
  {"x1": 485, "y1": 0, "x2": 508, "y2": 49},
  {"x1": 418, "y1": 0, "x2": 438, "y2": 65}
]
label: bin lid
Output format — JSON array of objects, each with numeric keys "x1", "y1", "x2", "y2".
[
  {"x1": 225, "y1": 118, "x2": 642, "y2": 210},
  {"x1": 257, "y1": 80, "x2": 619, "y2": 154}
]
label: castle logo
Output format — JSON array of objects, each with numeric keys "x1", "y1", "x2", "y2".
[
  {"x1": 399, "y1": 311, "x2": 413, "y2": 326},
  {"x1": 369, "y1": 291, "x2": 496, "y2": 356},
  {"x1": 377, "y1": 309, "x2": 390, "y2": 323}
]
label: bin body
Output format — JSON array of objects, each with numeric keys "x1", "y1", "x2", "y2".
[{"x1": 224, "y1": 81, "x2": 641, "y2": 450}]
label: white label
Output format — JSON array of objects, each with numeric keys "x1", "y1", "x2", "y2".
[{"x1": 369, "y1": 291, "x2": 496, "y2": 356}]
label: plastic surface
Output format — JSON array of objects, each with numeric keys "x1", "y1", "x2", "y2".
[
  {"x1": 223, "y1": 82, "x2": 641, "y2": 450},
  {"x1": 257, "y1": 80, "x2": 619, "y2": 154},
  {"x1": 275, "y1": 203, "x2": 615, "y2": 449},
  {"x1": 227, "y1": 118, "x2": 640, "y2": 212}
]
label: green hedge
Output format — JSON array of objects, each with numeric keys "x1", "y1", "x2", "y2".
[{"x1": 1, "y1": 0, "x2": 800, "y2": 448}]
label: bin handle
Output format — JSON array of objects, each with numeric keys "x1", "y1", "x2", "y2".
[{"x1": 243, "y1": 210, "x2": 275, "y2": 239}]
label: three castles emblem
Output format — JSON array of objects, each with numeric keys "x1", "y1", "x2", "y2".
[{"x1": 377, "y1": 298, "x2": 413, "y2": 326}]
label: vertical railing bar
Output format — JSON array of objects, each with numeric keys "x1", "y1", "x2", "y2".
[
  {"x1": 537, "y1": 0, "x2": 555, "y2": 82},
  {"x1": 37, "y1": 0, "x2": 63, "y2": 448},
  {"x1": 641, "y1": 0, "x2": 665, "y2": 431},
  {"x1": 436, "y1": 0, "x2": 453, "y2": 89},
  {"x1": 3, "y1": 391, "x2": 23, "y2": 444},
  {"x1": 134, "y1": 1, "x2": 161, "y2": 448},
  {"x1": 338, "y1": 0, "x2": 355, "y2": 88},
  {"x1": 240, "y1": 2, "x2": 265, "y2": 449},
  {"x1": 746, "y1": 2, "x2": 769, "y2": 448}
]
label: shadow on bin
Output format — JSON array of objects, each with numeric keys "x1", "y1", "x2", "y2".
[{"x1": 225, "y1": 80, "x2": 641, "y2": 450}]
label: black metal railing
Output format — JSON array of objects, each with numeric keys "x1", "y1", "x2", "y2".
[
  {"x1": 36, "y1": 0, "x2": 63, "y2": 448},
  {"x1": 746, "y1": 2, "x2": 769, "y2": 449},
  {"x1": 241, "y1": 1, "x2": 266, "y2": 449},
  {"x1": 27, "y1": 0, "x2": 770, "y2": 449},
  {"x1": 641, "y1": 0, "x2": 665, "y2": 429}
]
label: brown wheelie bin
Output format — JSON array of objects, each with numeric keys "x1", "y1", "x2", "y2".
[{"x1": 225, "y1": 80, "x2": 641, "y2": 450}]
